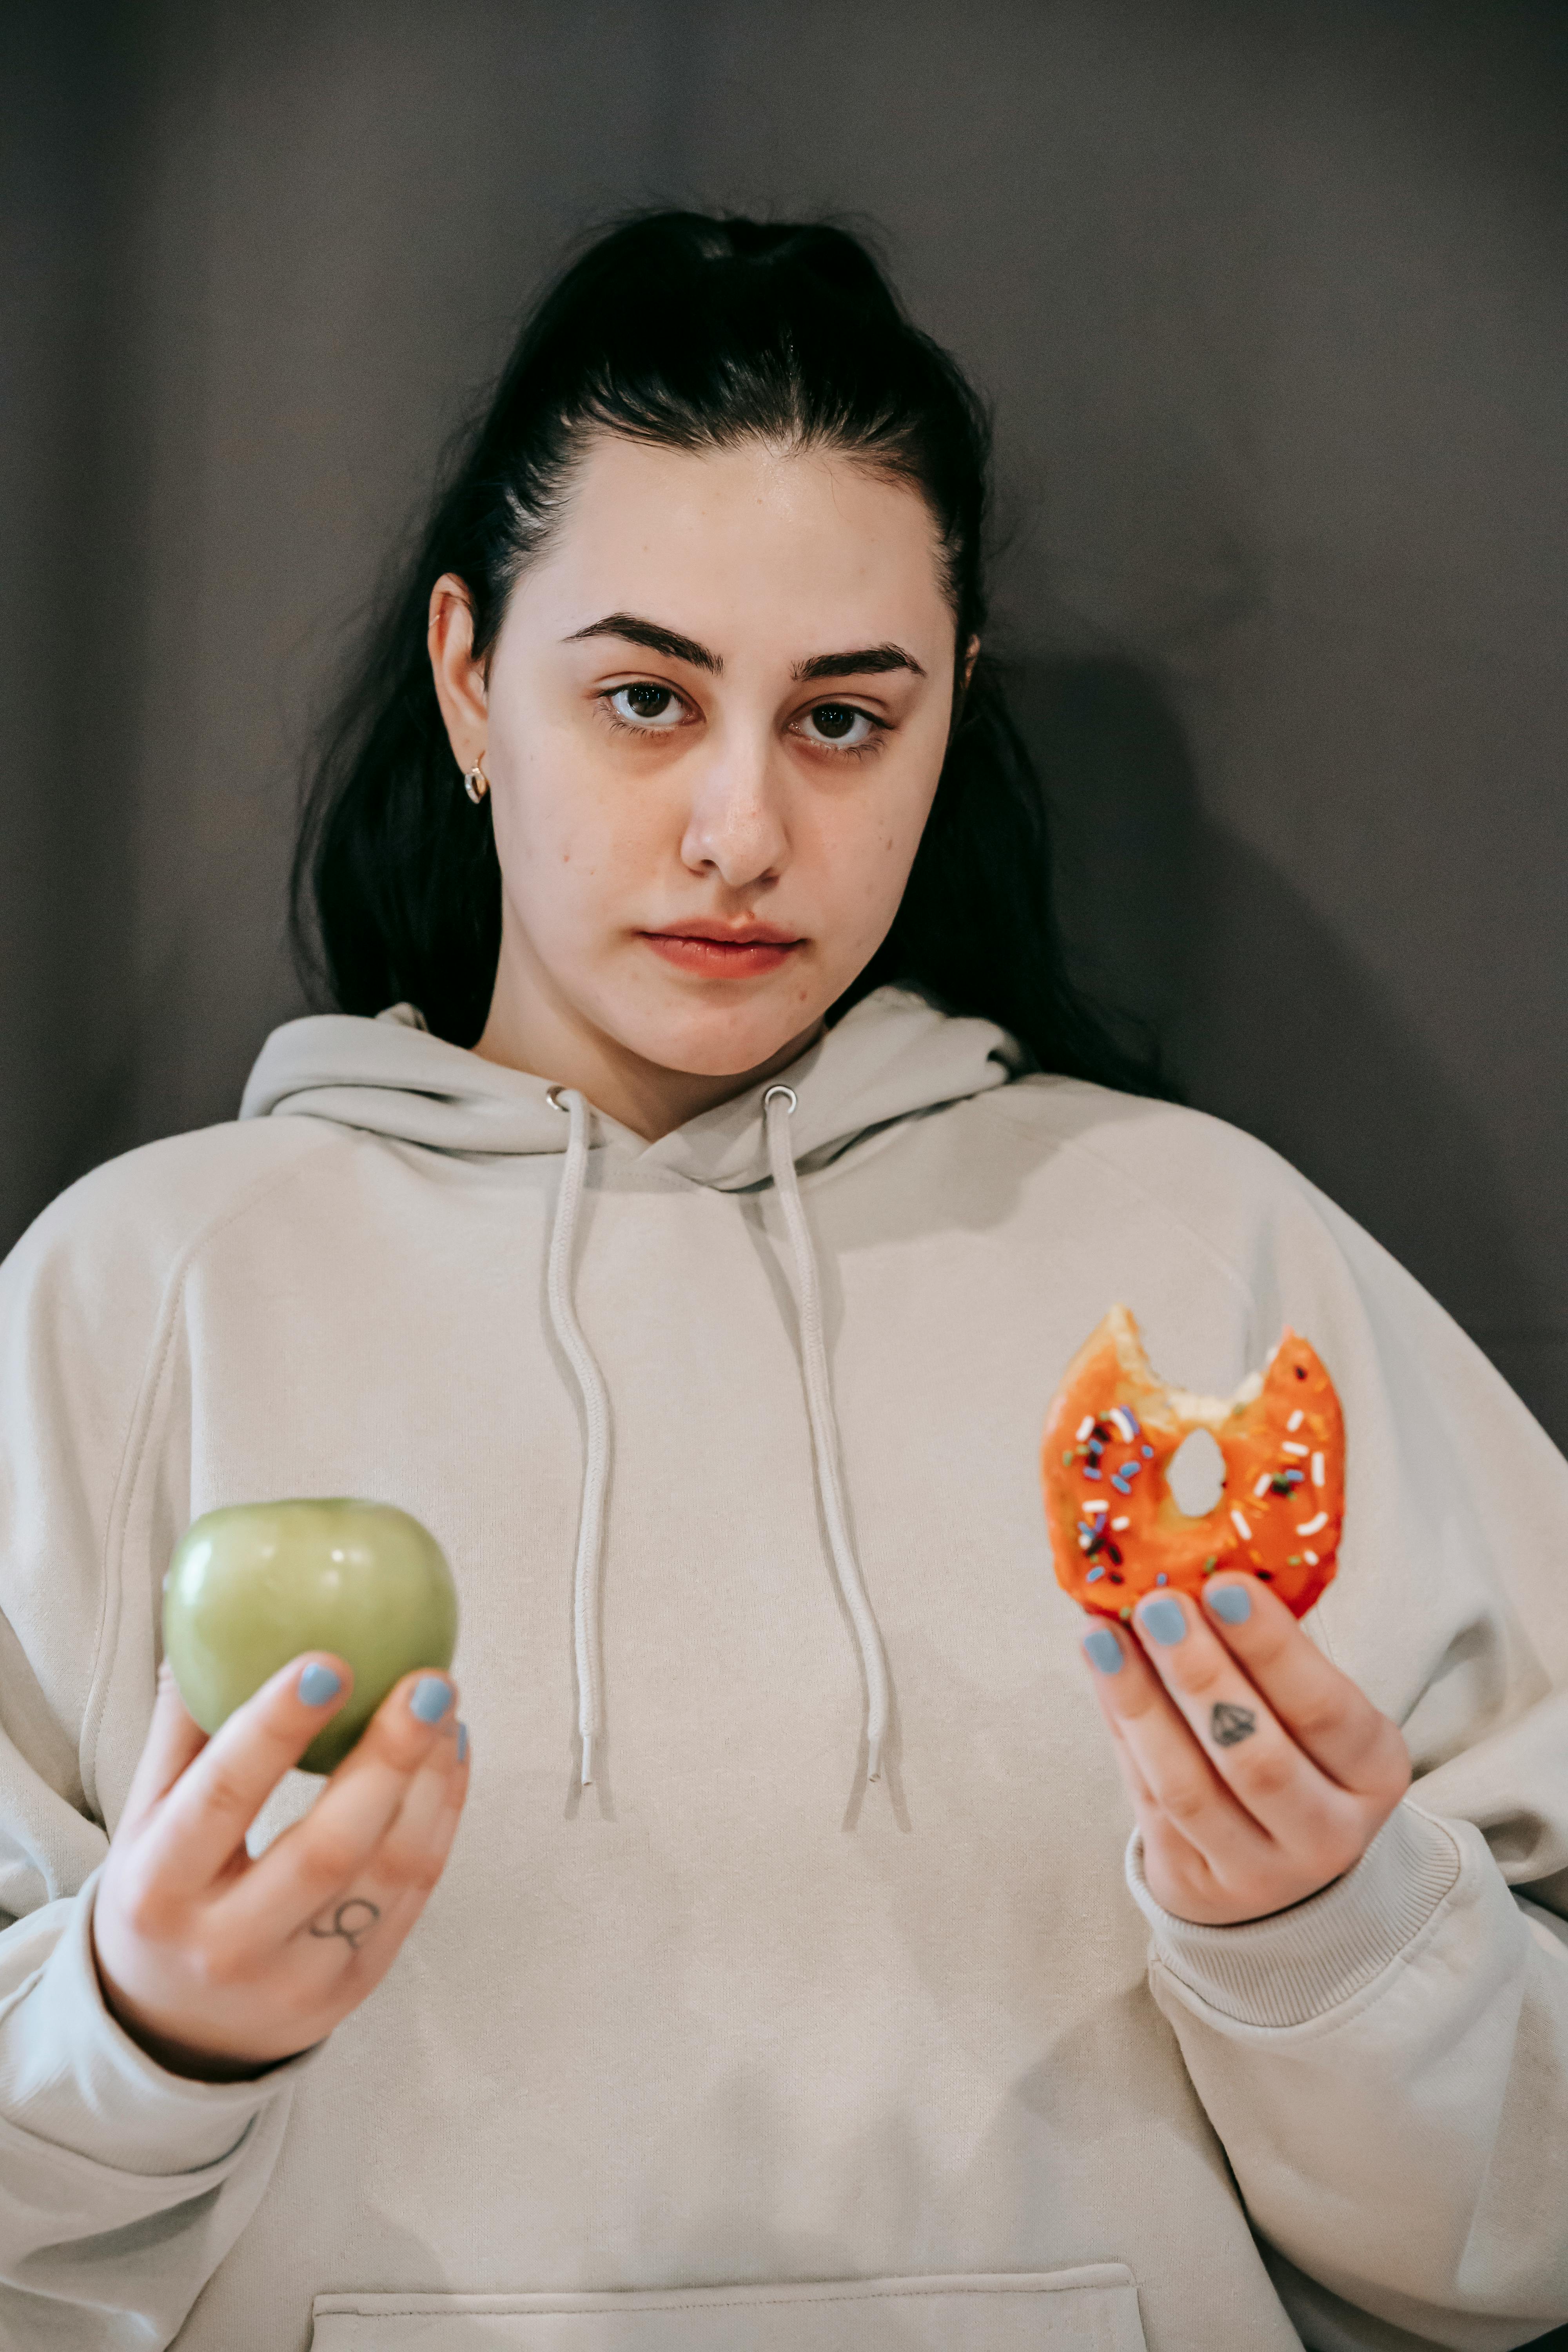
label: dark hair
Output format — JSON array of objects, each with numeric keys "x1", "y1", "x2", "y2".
[{"x1": 292, "y1": 210, "x2": 1162, "y2": 1091}]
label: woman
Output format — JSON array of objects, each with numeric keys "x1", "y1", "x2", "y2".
[{"x1": 0, "y1": 213, "x2": 1564, "y2": 2352}]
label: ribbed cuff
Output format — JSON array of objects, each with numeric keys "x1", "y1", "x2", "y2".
[
  {"x1": 6, "y1": 1867, "x2": 318, "y2": 2177},
  {"x1": 1125, "y1": 1802, "x2": 1463, "y2": 2029}
]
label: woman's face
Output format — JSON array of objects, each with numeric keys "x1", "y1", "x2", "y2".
[{"x1": 430, "y1": 432, "x2": 961, "y2": 1119}]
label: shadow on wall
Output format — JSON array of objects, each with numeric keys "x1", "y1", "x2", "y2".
[{"x1": 1014, "y1": 654, "x2": 1555, "y2": 1448}]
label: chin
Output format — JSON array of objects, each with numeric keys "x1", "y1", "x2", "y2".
[{"x1": 623, "y1": 996, "x2": 825, "y2": 1082}]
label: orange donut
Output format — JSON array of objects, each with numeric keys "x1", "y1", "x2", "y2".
[{"x1": 1042, "y1": 1306, "x2": 1344, "y2": 1622}]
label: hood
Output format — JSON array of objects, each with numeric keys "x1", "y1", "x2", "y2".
[
  {"x1": 238, "y1": 985, "x2": 1020, "y2": 1187},
  {"x1": 239, "y1": 983, "x2": 1024, "y2": 1793}
]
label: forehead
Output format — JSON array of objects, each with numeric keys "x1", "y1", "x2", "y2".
[{"x1": 512, "y1": 432, "x2": 953, "y2": 661}]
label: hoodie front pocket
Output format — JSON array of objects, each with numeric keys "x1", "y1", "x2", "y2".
[{"x1": 310, "y1": 2266, "x2": 1145, "y2": 2348}]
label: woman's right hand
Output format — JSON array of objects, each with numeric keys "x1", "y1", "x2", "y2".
[{"x1": 92, "y1": 1653, "x2": 470, "y2": 2080}]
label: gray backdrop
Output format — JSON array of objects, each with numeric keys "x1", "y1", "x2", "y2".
[{"x1": 5, "y1": 0, "x2": 1568, "y2": 1453}]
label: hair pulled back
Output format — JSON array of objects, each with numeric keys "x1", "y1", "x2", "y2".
[{"x1": 293, "y1": 210, "x2": 1158, "y2": 1090}]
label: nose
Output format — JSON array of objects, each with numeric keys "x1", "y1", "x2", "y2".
[{"x1": 678, "y1": 726, "x2": 789, "y2": 889}]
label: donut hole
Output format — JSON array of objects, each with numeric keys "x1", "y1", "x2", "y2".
[{"x1": 1167, "y1": 1427, "x2": 1227, "y2": 1517}]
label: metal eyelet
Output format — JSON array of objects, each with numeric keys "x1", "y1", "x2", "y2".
[
  {"x1": 545, "y1": 1085, "x2": 571, "y2": 1113},
  {"x1": 762, "y1": 1084, "x2": 798, "y2": 1114}
]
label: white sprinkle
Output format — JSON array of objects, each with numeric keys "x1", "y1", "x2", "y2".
[
  {"x1": 1230, "y1": 1507, "x2": 1253, "y2": 1541},
  {"x1": 1311, "y1": 1450, "x2": 1325, "y2": 1488},
  {"x1": 1252, "y1": 1473, "x2": 1272, "y2": 1499},
  {"x1": 1109, "y1": 1407, "x2": 1137, "y2": 1443},
  {"x1": 1111, "y1": 1515, "x2": 1130, "y2": 1531},
  {"x1": 1076, "y1": 1415, "x2": 1094, "y2": 1442},
  {"x1": 1296, "y1": 1511, "x2": 1328, "y2": 1536},
  {"x1": 1304, "y1": 1550, "x2": 1319, "y2": 1566},
  {"x1": 1281, "y1": 1441, "x2": 1309, "y2": 1457},
  {"x1": 1287, "y1": 1409, "x2": 1304, "y2": 1432}
]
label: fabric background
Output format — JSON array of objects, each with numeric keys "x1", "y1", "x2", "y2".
[{"x1": 4, "y1": 0, "x2": 1567, "y2": 1476}]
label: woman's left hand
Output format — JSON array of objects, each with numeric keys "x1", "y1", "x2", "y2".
[{"x1": 1080, "y1": 1573, "x2": 1412, "y2": 1926}]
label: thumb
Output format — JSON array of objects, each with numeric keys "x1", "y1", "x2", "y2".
[{"x1": 116, "y1": 1660, "x2": 210, "y2": 1841}]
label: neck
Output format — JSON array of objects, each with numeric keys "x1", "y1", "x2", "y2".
[{"x1": 472, "y1": 930, "x2": 822, "y2": 1142}]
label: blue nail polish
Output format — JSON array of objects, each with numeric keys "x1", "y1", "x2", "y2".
[
  {"x1": 298, "y1": 1663, "x2": 342, "y2": 1707},
  {"x1": 1207, "y1": 1583, "x2": 1252, "y2": 1626},
  {"x1": 1082, "y1": 1627, "x2": 1123, "y2": 1674},
  {"x1": 410, "y1": 1675, "x2": 453, "y2": 1724},
  {"x1": 1138, "y1": 1596, "x2": 1187, "y2": 1646},
  {"x1": 456, "y1": 1721, "x2": 469, "y2": 1764}
]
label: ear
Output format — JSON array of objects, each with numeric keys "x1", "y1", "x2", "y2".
[{"x1": 427, "y1": 574, "x2": 488, "y2": 771}]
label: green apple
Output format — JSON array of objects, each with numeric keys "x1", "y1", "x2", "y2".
[{"x1": 163, "y1": 1499, "x2": 459, "y2": 1774}]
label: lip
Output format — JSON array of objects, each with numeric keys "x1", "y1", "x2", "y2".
[{"x1": 638, "y1": 922, "x2": 805, "y2": 978}]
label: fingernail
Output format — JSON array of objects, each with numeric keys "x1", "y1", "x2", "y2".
[
  {"x1": 1082, "y1": 1627, "x2": 1123, "y2": 1674},
  {"x1": 298, "y1": 1663, "x2": 342, "y2": 1706},
  {"x1": 1138, "y1": 1596, "x2": 1188, "y2": 1646},
  {"x1": 1206, "y1": 1583, "x2": 1252, "y2": 1626},
  {"x1": 410, "y1": 1675, "x2": 454, "y2": 1724}
]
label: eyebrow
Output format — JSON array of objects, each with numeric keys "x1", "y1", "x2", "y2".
[
  {"x1": 564, "y1": 613, "x2": 926, "y2": 686},
  {"x1": 792, "y1": 643, "x2": 926, "y2": 683},
  {"x1": 564, "y1": 614, "x2": 722, "y2": 672}
]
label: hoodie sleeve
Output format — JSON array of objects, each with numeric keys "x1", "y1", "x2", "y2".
[
  {"x1": 0, "y1": 1165, "x2": 312, "y2": 2350},
  {"x1": 1126, "y1": 1151, "x2": 1568, "y2": 2352}
]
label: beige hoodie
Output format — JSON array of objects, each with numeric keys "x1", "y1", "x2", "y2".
[{"x1": 0, "y1": 987, "x2": 1565, "y2": 2352}]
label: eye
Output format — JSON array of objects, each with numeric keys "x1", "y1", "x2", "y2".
[
  {"x1": 794, "y1": 702, "x2": 882, "y2": 751},
  {"x1": 604, "y1": 681, "x2": 687, "y2": 730}
]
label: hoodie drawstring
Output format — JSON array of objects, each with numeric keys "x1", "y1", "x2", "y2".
[
  {"x1": 764, "y1": 1085, "x2": 891, "y2": 1782},
  {"x1": 545, "y1": 1088, "x2": 611, "y2": 1786},
  {"x1": 545, "y1": 1080, "x2": 891, "y2": 1789}
]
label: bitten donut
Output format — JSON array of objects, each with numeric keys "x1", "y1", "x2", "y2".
[{"x1": 1041, "y1": 1305, "x2": 1345, "y2": 1623}]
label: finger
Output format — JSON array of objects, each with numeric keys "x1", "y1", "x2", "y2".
[
  {"x1": 1198, "y1": 1575, "x2": 1411, "y2": 1800},
  {"x1": 134, "y1": 1653, "x2": 354, "y2": 1897},
  {"x1": 218, "y1": 1672, "x2": 460, "y2": 1947},
  {"x1": 1081, "y1": 1623, "x2": 1235, "y2": 1889},
  {"x1": 1082, "y1": 1611, "x2": 1279, "y2": 1876},
  {"x1": 364, "y1": 1712, "x2": 470, "y2": 1896},
  {"x1": 116, "y1": 1661, "x2": 211, "y2": 1840},
  {"x1": 1128, "y1": 1588, "x2": 1363, "y2": 1856},
  {"x1": 1083, "y1": 1624, "x2": 1236, "y2": 1880},
  {"x1": 1089, "y1": 1669, "x2": 1198, "y2": 1861},
  {"x1": 295, "y1": 1716, "x2": 472, "y2": 1977},
  {"x1": 1081, "y1": 1632, "x2": 1162, "y2": 1809}
]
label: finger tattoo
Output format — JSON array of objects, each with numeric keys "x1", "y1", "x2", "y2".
[
  {"x1": 1210, "y1": 1700, "x2": 1258, "y2": 1749},
  {"x1": 308, "y1": 1897, "x2": 381, "y2": 1951}
]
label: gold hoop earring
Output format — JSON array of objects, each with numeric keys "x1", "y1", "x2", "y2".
[{"x1": 464, "y1": 755, "x2": 490, "y2": 805}]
